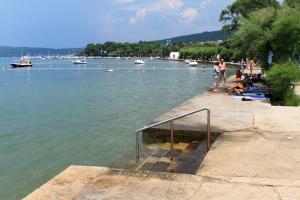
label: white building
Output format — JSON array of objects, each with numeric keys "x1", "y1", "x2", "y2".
[{"x1": 169, "y1": 52, "x2": 180, "y2": 59}]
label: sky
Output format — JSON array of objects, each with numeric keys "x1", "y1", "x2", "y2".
[{"x1": 0, "y1": 0, "x2": 238, "y2": 48}]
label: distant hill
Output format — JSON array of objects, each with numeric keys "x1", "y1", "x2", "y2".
[
  {"x1": 0, "y1": 46, "x2": 84, "y2": 57},
  {"x1": 0, "y1": 31, "x2": 228, "y2": 56},
  {"x1": 158, "y1": 30, "x2": 229, "y2": 44}
]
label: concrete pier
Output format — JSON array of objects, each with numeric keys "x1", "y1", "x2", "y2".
[{"x1": 25, "y1": 75, "x2": 300, "y2": 200}]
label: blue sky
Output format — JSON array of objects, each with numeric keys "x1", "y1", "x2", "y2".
[{"x1": 0, "y1": 0, "x2": 242, "y2": 48}]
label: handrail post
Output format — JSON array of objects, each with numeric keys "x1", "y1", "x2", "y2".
[
  {"x1": 170, "y1": 120, "x2": 174, "y2": 161},
  {"x1": 136, "y1": 131, "x2": 140, "y2": 161},
  {"x1": 207, "y1": 109, "x2": 211, "y2": 151}
]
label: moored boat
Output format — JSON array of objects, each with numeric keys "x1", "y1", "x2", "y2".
[
  {"x1": 134, "y1": 59, "x2": 145, "y2": 65},
  {"x1": 105, "y1": 68, "x2": 114, "y2": 72},
  {"x1": 189, "y1": 60, "x2": 198, "y2": 67},
  {"x1": 72, "y1": 58, "x2": 87, "y2": 64}
]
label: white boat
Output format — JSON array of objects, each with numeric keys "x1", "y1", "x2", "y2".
[
  {"x1": 105, "y1": 68, "x2": 114, "y2": 72},
  {"x1": 72, "y1": 58, "x2": 87, "y2": 64},
  {"x1": 185, "y1": 59, "x2": 190, "y2": 64},
  {"x1": 134, "y1": 60, "x2": 145, "y2": 65},
  {"x1": 189, "y1": 60, "x2": 198, "y2": 67},
  {"x1": 11, "y1": 57, "x2": 32, "y2": 68}
]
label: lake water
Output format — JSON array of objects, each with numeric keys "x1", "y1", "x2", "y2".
[{"x1": 0, "y1": 58, "x2": 229, "y2": 199}]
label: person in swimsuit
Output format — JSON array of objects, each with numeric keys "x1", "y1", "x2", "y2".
[
  {"x1": 219, "y1": 59, "x2": 227, "y2": 83},
  {"x1": 227, "y1": 80, "x2": 246, "y2": 95},
  {"x1": 235, "y1": 65, "x2": 243, "y2": 81},
  {"x1": 212, "y1": 61, "x2": 220, "y2": 91},
  {"x1": 249, "y1": 60, "x2": 256, "y2": 74}
]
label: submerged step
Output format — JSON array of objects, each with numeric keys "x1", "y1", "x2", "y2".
[{"x1": 137, "y1": 139, "x2": 213, "y2": 174}]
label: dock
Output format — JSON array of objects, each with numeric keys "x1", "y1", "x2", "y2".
[{"x1": 25, "y1": 74, "x2": 300, "y2": 199}]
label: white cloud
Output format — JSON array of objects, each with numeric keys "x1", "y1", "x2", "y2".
[
  {"x1": 130, "y1": 8, "x2": 146, "y2": 24},
  {"x1": 200, "y1": 0, "x2": 213, "y2": 9},
  {"x1": 115, "y1": 0, "x2": 135, "y2": 6},
  {"x1": 180, "y1": 8, "x2": 198, "y2": 23},
  {"x1": 149, "y1": 0, "x2": 183, "y2": 12},
  {"x1": 129, "y1": 0, "x2": 183, "y2": 24}
]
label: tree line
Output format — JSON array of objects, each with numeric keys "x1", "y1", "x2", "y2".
[{"x1": 80, "y1": 41, "x2": 184, "y2": 58}]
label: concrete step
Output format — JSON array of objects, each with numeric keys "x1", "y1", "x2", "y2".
[
  {"x1": 137, "y1": 141, "x2": 208, "y2": 174},
  {"x1": 170, "y1": 141, "x2": 208, "y2": 174}
]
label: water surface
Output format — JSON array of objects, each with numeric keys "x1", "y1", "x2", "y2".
[{"x1": 0, "y1": 58, "x2": 227, "y2": 199}]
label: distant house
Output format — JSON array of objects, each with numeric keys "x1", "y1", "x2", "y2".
[{"x1": 169, "y1": 52, "x2": 180, "y2": 59}]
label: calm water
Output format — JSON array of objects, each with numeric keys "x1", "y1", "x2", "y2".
[{"x1": 0, "y1": 58, "x2": 227, "y2": 199}]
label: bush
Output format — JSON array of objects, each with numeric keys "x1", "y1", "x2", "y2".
[
  {"x1": 284, "y1": 94, "x2": 300, "y2": 106},
  {"x1": 266, "y1": 62, "x2": 300, "y2": 103},
  {"x1": 179, "y1": 45, "x2": 233, "y2": 60}
]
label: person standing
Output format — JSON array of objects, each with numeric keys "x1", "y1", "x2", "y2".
[
  {"x1": 240, "y1": 59, "x2": 246, "y2": 74},
  {"x1": 249, "y1": 60, "x2": 256, "y2": 74},
  {"x1": 219, "y1": 59, "x2": 227, "y2": 83},
  {"x1": 212, "y1": 61, "x2": 220, "y2": 91}
]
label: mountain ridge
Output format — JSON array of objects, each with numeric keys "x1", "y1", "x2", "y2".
[
  {"x1": 0, "y1": 30, "x2": 229, "y2": 57},
  {"x1": 157, "y1": 30, "x2": 229, "y2": 44}
]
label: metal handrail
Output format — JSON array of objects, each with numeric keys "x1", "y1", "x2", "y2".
[{"x1": 136, "y1": 107, "x2": 210, "y2": 161}]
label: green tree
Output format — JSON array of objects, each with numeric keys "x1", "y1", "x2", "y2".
[
  {"x1": 228, "y1": 7, "x2": 277, "y2": 66},
  {"x1": 270, "y1": 7, "x2": 300, "y2": 62},
  {"x1": 284, "y1": 0, "x2": 300, "y2": 8},
  {"x1": 220, "y1": 0, "x2": 279, "y2": 31}
]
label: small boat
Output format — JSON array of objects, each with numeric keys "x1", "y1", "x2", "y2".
[
  {"x1": 11, "y1": 57, "x2": 32, "y2": 68},
  {"x1": 189, "y1": 60, "x2": 198, "y2": 67},
  {"x1": 185, "y1": 59, "x2": 190, "y2": 64},
  {"x1": 134, "y1": 60, "x2": 145, "y2": 65},
  {"x1": 72, "y1": 58, "x2": 87, "y2": 64},
  {"x1": 105, "y1": 68, "x2": 114, "y2": 72}
]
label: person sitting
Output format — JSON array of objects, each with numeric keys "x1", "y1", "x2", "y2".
[
  {"x1": 235, "y1": 66, "x2": 243, "y2": 81},
  {"x1": 228, "y1": 74, "x2": 251, "y2": 95},
  {"x1": 228, "y1": 80, "x2": 246, "y2": 95}
]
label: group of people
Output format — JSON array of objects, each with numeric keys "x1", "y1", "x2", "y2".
[
  {"x1": 210, "y1": 58, "x2": 258, "y2": 93},
  {"x1": 212, "y1": 59, "x2": 227, "y2": 91},
  {"x1": 240, "y1": 58, "x2": 257, "y2": 74},
  {"x1": 229, "y1": 59, "x2": 260, "y2": 95}
]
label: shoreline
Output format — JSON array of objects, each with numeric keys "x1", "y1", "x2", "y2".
[{"x1": 161, "y1": 57, "x2": 241, "y2": 66}]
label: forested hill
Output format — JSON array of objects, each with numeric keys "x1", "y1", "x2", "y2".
[
  {"x1": 158, "y1": 30, "x2": 229, "y2": 44},
  {"x1": 0, "y1": 46, "x2": 84, "y2": 57}
]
